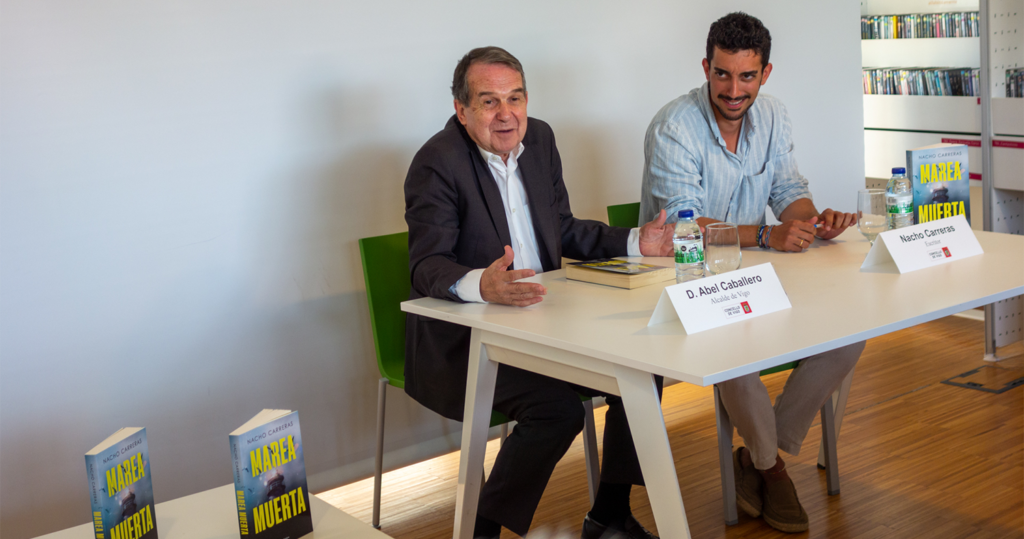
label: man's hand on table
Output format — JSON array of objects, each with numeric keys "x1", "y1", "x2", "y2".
[
  {"x1": 814, "y1": 208, "x2": 857, "y2": 240},
  {"x1": 769, "y1": 218, "x2": 820, "y2": 252},
  {"x1": 769, "y1": 208, "x2": 857, "y2": 251},
  {"x1": 480, "y1": 246, "x2": 547, "y2": 307},
  {"x1": 638, "y1": 209, "x2": 676, "y2": 256}
]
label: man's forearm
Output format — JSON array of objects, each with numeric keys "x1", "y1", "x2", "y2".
[
  {"x1": 777, "y1": 197, "x2": 819, "y2": 222},
  {"x1": 696, "y1": 217, "x2": 762, "y2": 248}
]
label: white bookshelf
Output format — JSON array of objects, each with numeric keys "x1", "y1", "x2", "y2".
[
  {"x1": 862, "y1": 38, "x2": 980, "y2": 68},
  {"x1": 995, "y1": 98, "x2": 1024, "y2": 193},
  {"x1": 861, "y1": 0, "x2": 990, "y2": 161},
  {"x1": 861, "y1": 0, "x2": 980, "y2": 16},
  {"x1": 863, "y1": 95, "x2": 980, "y2": 131},
  {"x1": 861, "y1": 0, "x2": 1023, "y2": 353},
  {"x1": 863, "y1": 130, "x2": 981, "y2": 176},
  {"x1": 993, "y1": 97, "x2": 1024, "y2": 135}
]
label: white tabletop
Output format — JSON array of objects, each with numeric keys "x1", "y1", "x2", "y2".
[
  {"x1": 36, "y1": 484, "x2": 389, "y2": 539},
  {"x1": 403, "y1": 228, "x2": 1024, "y2": 386}
]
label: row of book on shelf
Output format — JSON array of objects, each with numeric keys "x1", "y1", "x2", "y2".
[
  {"x1": 863, "y1": 67, "x2": 980, "y2": 96},
  {"x1": 1009, "y1": 68, "x2": 1024, "y2": 98},
  {"x1": 85, "y1": 410, "x2": 311, "y2": 539},
  {"x1": 861, "y1": 11, "x2": 978, "y2": 39}
]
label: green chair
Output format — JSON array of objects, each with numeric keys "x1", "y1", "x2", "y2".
[
  {"x1": 359, "y1": 231, "x2": 601, "y2": 529},
  {"x1": 604, "y1": 203, "x2": 848, "y2": 525},
  {"x1": 607, "y1": 202, "x2": 642, "y2": 228}
]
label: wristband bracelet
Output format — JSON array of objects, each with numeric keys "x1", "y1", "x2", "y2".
[{"x1": 756, "y1": 225, "x2": 765, "y2": 248}]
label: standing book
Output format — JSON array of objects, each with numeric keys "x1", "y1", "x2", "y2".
[
  {"x1": 85, "y1": 427, "x2": 158, "y2": 539},
  {"x1": 230, "y1": 410, "x2": 313, "y2": 539},
  {"x1": 906, "y1": 143, "x2": 970, "y2": 225}
]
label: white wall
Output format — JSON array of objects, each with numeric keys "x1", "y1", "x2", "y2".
[{"x1": 0, "y1": 1, "x2": 863, "y2": 536}]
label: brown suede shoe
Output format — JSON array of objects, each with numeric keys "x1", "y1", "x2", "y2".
[
  {"x1": 760, "y1": 474, "x2": 809, "y2": 533},
  {"x1": 733, "y1": 447, "x2": 763, "y2": 518}
]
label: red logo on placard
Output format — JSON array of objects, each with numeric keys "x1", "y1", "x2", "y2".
[
  {"x1": 741, "y1": 301, "x2": 751, "y2": 314},
  {"x1": 942, "y1": 247, "x2": 951, "y2": 258}
]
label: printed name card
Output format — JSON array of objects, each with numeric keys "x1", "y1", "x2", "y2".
[
  {"x1": 648, "y1": 263, "x2": 792, "y2": 334},
  {"x1": 861, "y1": 214, "x2": 982, "y2": 274}
]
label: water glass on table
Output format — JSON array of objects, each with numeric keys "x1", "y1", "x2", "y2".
[
  {"x1": 857, "y1": 189, "x2": 887, "y2": 244},
  {"x1": 704, "y1": 223, "x2": 741, "y2": 276}
]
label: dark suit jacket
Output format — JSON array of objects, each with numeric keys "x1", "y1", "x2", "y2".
[{"x1": 404, "y1": 115, "x2": 630, "y2": 420}]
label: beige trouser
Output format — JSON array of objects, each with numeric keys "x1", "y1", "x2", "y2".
[{"x1": 716, "y1": 341, "x2": 866, "y2": 470}]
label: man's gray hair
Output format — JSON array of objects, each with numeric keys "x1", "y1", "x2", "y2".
[{"x1": 451, "y1": 46, "x2": 527, "y2": 106}]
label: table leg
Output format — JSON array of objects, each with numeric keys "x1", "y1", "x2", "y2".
[
  {"x1": 817, "y1": 366, "x2": 854, "y2": 469},
  {"x1": 615, "y1": 366, "x2": 691, "y2": 539},
  {"x1": 713, "y1": 385, "x2": 738, "y2": 525},
  {"x1": 819, "y1": 398, "x2": 840, "y2": 495},
  {"x1": 453, "y1": 329, "x2": 498, "y2": 539}
]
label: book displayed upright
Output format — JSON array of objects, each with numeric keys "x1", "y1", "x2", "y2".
[
  {"x1": 84, "y1": 427, "x2": 158, "y2": 539},
  {"x1": 906, "y1": 143, "x2": 970, "y2": 225},
  {"x1": 229, "y1": 410, "x2": 313, "y2": 539}
]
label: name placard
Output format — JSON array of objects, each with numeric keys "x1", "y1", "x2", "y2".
[
  {"x1": 648, "y1": 263, "x2": 792, "y2": 333},
  {"x1": 861, "y1": 214, "x2": 982, "y2": 274}
]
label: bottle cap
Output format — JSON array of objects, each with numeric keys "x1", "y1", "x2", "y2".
[
  {"x1": 892, "y1": 167, "x2": 906, "y2": 174},
  {"x1": 679, "y1": 209, "x2": 694, "y2": 219}
]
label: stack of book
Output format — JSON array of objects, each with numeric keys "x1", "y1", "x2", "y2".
[
  {"x1": 861, "y1": 12, "x2": 978, "y2": 39},
  {"x1": 863, "y1": 68, "x2": 980, "y2": 96},
  {"x1": 1008, "y1": 68, "x2": 1024, "y2": 98}
]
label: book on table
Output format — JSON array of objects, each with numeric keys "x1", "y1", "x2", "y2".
[
  {"x1": 85, "y1": 427, "x2": 158, "y2": 539},
  {"x1": 565, "y1": 258, "x2": 675, "y2": 289},
  {"x1": 906, "y1": 143, "x2": 970, "y2": 225},
  {"x1": 230, "y1": 409, "x2": 313, "y2": 539}
]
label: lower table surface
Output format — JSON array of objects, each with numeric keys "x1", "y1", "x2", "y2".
[{"x1": 36, "y1": 484, "x2": 389, "y2": 539}]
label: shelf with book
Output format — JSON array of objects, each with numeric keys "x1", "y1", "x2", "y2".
[{"x1": 859, "y1": 0, "x2": 990, "y2": 158}]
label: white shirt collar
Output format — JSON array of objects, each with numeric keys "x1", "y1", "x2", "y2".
[{"x1": 477, "y1": 142, "x2": 525, "y2": 167}]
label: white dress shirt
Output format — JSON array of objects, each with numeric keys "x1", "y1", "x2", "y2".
[{"x1": 453, "y1": 143, "x2": 642, "y2": 303}]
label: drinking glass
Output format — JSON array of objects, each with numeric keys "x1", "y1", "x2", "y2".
[
  {"x1": 704, "y1": 223, "x2": 741, "y2": 276},
  {"x1": 857, "y1": 189, "x2": 887, "y2": 244}
]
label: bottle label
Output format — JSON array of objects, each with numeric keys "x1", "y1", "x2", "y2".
[
  {"x1": 887, "y1": 201, "x2": 913, "y2": 214},
  {"x1": 675, "y1": 240, "x2": 705, "y2": 264}
]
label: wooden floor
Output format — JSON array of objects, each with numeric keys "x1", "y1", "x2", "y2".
[{"x1": 319, "y1": 317, "x2": 1024, "y2": 538}]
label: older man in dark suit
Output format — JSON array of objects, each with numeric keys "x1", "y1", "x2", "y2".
[{"x1": 404, "y1": 47, "x2": 674, "y2": 539}]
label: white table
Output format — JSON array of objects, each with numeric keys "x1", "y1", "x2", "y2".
[
  {"x1": 402, "y1": 228, "x2": 1024, "y2": 539},
  {"x1": 36, "y1": 484, "x2": 390, "y2": 539}
]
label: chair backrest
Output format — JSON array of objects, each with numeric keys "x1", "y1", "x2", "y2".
[
  {"x1": 607, "y1": 202, "x2": 641, "y2": 228},
  {"x1": 358, "y1": 231, "x2": 410, "y2": 388}
]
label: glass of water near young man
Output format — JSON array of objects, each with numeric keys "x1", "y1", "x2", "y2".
[
  {"x1": 704, "y1": 223, "x2": 741, "y2": 276},
  {"x1": 857, "y1": 189, "x2": 888, "y2": 244}
]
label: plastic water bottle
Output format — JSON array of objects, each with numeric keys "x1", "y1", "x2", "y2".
[
  {"x1": 886, "y1": 167, "x2": 914, "y2": 229},
  {"x1": 673, "y1": 210, "x2": 704, "y2": 283}
]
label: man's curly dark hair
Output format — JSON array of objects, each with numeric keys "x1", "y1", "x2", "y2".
[{"x1": 706, "y1": 12, "x2": 772, "y2": 69}]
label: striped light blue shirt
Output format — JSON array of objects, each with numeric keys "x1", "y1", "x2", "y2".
[{"x1": 639, "y1": 82, "x2": 812, "y2": 226}]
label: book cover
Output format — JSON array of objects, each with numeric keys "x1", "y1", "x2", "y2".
[
  {"x1": 230, "y1": 410, "x2": 313, "y2": 539},
  {"x1": 565, "y1": 259, "x2": 675, "y2": 289},
  {"x1": 906, "y1": 143, "x2": 970, "y2": 225},
  {"x1": 85, "y1": 427, "x2": 157, "y2": 539},
  {"x1": 568, "y1": 259, "x2": 669, "y2": 275}
]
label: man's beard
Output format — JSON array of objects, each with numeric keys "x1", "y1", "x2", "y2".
[{"x1": 712, "y1": 95, "x2": 753, "y2": 122}]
